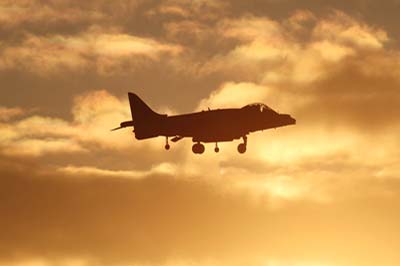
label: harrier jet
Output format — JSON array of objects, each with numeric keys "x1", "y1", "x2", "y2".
[{"x1": 112, "y1": 93, "x2": 296, "y2": 154}]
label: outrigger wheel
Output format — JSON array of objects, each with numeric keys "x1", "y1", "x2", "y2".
[
  {"x1": 237, "y1": 136, "x2": 247, "y2": 154},
  {"x1": 165, "y1": 137, "x2": 170, "y2": 150},
  {"x1": 214, "y1": 143, "x2": 219, "y2": 153}
]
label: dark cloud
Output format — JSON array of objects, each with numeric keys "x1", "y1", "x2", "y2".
[
  {"x1": 287, "y1": 53, "x2": 400, "y2": 131},
  {"x1": 227, "y1": 0, "x2": 400, "y2": 41}
]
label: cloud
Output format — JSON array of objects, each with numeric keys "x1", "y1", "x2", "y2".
[
  {"x1": 198, "y1": 82, "x2": 270, "y2": 109},
  {"x1": 0, "y1": 29, "x2": 182, "y2": 75},
  {"x1": 220, "y1": 15, "x2": 283, "y2": 42},
  {"x1": 93, "y1": 33, "x2": 181, "y2": 58},
  {"x1": 197, "y1": 81, "x2": 305, "y2": 117},
  {"x1": 59, "y1": 162, "x2": 177, "y2": 179},
  {"x1": 0, "y1": 106, "x2": 24, "y2": 121},
  {"x1": 0, "y1": 1, "x2": 104, "y2": 29},
  {"x1": 1, "y1": 157, "x2": 400, "y2": 266},
  {"x1": 202, "y1": 11, "x2": 387, "y2": 85},
  {"x1": 2, "y1": 138, "x2": 86, "y2": 157},
  {"x1": 313, "y1": 10, "x2": 389, "y2": 50},
  {"x1": 0, "y1": 89, "x2": 188, "y2": 163},
  {"x1": 0, "y1": 90, "x2": 131, "y2": 156},
  {"x1": 0, "y1": 115, "x2": 85, "y2": 156},
  {"x1": 147, "y1": 0, "x2": 229, "y2": 21}
]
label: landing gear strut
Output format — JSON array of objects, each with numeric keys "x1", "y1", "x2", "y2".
[
  {"x1": 192, "y1": 142, "x2": 205, "y2": 154},
  {"x1": 165, "y1": 137, "x2": 170, "y2": 150},
  {"x1": 237, "y1": 136, "x2": 247, "y2": 154}
]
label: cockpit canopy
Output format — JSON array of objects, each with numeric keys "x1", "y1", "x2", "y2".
[{"x1": 241, "y1": 103, "x2": 276, "y2": 113}]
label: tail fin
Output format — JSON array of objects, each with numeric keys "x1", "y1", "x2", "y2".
[{"x1": 128, "y1": 92, "x2": 160, "y2": 122}]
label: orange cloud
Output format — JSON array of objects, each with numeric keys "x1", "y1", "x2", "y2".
[
  {"x1": 0, "y1": 106, "x2": 25, "y2": 121},
  {"x1": 196, "y1": 10, "x2": 390, "y2": 86},
  {"x1": 3, "y1": 138, "x2": 86, "y2": 157},
  {"x1": 198, "y1": 82, "x2": 270, "y2": 109},
  {"x1": 0, "y1": 1, "x2": 104, "y2": 28},
  {"x1": 59, "y1": 163, "x2": 177, "y2": 179},
  {"x1": 0, "y1": 90, "x2": 125, "y2": 156},
  {"x1": 0, "y1": 90, "x2": 183, "y2": 159},
  {"x1": 313, "y1": 10, "x2": 389, "y2": 50},
  {"x1": 0, "y1": 30, "x2": 182, "y2": 75}
]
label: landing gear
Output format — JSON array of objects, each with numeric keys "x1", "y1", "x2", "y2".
[
  {"x1": 214, "y1": 143, "x2": 219, "y2": 153},
  {"x1": 165, "y1": 137, "x2": 170, "y2": 150},
  {"x1": 192, "y1": 142, "x2": 205, "y2": 154},
  {"x1": 237, "y1": 143, "x2": 246, "y2": 154},
  {"x1": 237, "y1": 136, "x2": 247, "y2": 154}
]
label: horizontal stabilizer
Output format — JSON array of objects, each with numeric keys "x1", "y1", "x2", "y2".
[
  {"x1": 111, "y1": 126, "x2": 123, "y2": 131},
  {"x1": 111, "y1": 121, "x2": 134, "y2": 131}
]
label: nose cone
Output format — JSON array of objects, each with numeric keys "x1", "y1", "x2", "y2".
[
  {"x1": 289, "y1": 115, "x2": 296, "y2": 125},
  {"x1": 280, "y1": 114, "x2": 296, "y2": 126}
]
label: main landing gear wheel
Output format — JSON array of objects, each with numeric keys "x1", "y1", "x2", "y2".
[{"x1": 192, "y1": 142, "x2": 205, "y2": 154}]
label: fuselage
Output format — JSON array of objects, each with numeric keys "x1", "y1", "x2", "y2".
[{"x1": 134, "y1": 105, "x2": 296, "y2": 142}]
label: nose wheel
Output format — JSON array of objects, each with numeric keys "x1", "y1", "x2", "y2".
[
  {"x1": 192, "y1": 142, "x2": 205, "y2": 154},
  {"x1": 237, "y1": 136, "x2": 247, "y2": 154}
]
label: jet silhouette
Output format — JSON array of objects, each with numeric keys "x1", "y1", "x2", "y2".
[{"x1": 112, "y1": 93, "x2": 296, "y2": 154}]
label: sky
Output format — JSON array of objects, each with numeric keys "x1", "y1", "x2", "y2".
[{"x1": 1, "y1": 0, "x2": 400, "y2": 265}]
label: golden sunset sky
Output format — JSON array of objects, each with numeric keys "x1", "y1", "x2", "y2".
[{"x1": 1, "y1": 0, "x2": 400, "y2": 266}]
